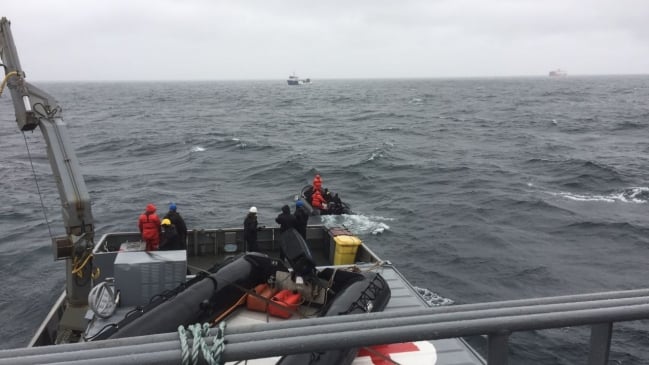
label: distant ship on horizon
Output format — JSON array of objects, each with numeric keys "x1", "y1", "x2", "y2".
[
  {"x1": 549, "y1": 69, "x2": 567, "y2": 77},
  {"x1": 287, "y1": 73, "x2": 311, "y2": 85}
]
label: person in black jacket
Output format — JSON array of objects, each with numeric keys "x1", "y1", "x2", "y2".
[
  {"x1": 159, "y1": 218, "x2": 181, "y2": 250},
  {"x1": 275, "y1": 205, "x2": 297, "y2": 233},
  {"x1": 243, "y1": 206, "x2": 259, "y2": 252},
  {"x1": 276, "y1": 204, "x2": 298, "y2": 263},
  {"x1": 164, "y1": 203, "x2": 187, "y2": 250},
  {"x1": 294, "y1": 200, "x2": 309, "y2": 239},
  {"x1": 323, "y1": 188, "x2": 332, "y2": 203}
]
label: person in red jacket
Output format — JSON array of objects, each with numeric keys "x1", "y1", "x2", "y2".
[
  {"x1": 312, "y1": 174, "x2": 322, "y2": 195},
  {"x1": 138, "y1": 203, "x2": 161, "y2": 251},
  {"x1": 311, "y1": 189, "x2": 326, "y2": 212}
]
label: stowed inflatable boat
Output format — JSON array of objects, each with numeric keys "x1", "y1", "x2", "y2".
[{"x1": 80, "y1": 227, "x2": 390, "y2": 364}]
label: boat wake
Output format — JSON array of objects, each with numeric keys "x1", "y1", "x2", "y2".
[
  {"x1": 320, "y1": 214, "x2": 392, "y2": 235},
  {"x1": 548, "y1": 187, "x2": 649, "y2": 203}
]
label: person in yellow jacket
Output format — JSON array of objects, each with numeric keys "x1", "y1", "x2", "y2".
[{"x1": 159, "y1": 218, "x2": 181, "y2": 250}]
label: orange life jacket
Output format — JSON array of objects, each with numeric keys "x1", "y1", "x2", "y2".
[{"x1": 311, "y1": 191, "x2": 325, "y2": 209}]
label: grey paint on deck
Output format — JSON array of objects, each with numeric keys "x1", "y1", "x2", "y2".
[{"x1": 376, "y1": 264, "x2": 486, "y2": 365}]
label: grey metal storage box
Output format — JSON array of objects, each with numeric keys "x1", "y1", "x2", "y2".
[{"x1": 114, "y1": 250, "x2": 187, "y2": 307}]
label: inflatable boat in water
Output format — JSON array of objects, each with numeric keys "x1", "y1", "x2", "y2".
[{"x1": 300, "y1": 185, "x2": 352, "y2": 215}]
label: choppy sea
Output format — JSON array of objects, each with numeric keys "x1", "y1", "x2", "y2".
[{"x1": 1, "y1": 77, "x2": 649, "y2": 363}]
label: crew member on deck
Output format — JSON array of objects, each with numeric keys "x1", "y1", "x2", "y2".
[
  {"x1": 138, "y1": 203, "x2": 161, "y2": 251},
  {"x1": 244, "y1": 206, "x2": 259, "y2": 251},
  {"x1": 294, "y1": 200, "x2": 309, "y2": 239},
  {"x1": 164, "y1": 202, "x2": 187, "y2": 250},
  {"x1": 159, "y1": 218, "x2": 181, "y2": 250},
  {"x1": 276, "y1": 205, "x2": 297, "y2": 233}
]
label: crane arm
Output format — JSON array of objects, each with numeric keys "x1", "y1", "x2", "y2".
[
  {"x1": 1, "y1": 17, "x2": 94, "y2": 319},
  {"x1": 1, "y1": 17, "x2": 94, "y2": 245}
]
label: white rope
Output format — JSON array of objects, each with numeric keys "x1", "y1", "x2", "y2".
[
  {"x1": 206, "y1": 322, "x2": 226, "y2": 365},
  {"x1": 178, "y1": 322, "x2": 226, "y2": 365},
  {"x1": 178, "y1": 325, "x2": 190, "y2": 365},
  {"x1": 189, "y1": 323, "x2": 203, "y2": 364}
]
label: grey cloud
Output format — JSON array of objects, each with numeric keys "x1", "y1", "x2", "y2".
[{"x1": 3, "y1": 0, "x2": 648, "y2": 80}]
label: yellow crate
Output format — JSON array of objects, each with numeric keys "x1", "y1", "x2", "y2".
[{"x1": 333, "y1": 235, "x2": 362, "y2": 265}]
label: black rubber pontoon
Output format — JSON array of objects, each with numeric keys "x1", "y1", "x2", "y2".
[{"x1": 300, "y1": 185, "x2": 352, "y2": 215}]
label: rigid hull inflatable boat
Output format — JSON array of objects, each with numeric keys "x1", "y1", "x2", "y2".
[{"x1": 300, "y1": 184, "x2": 352, "y2": 215}]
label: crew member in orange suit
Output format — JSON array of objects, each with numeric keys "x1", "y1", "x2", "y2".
[
  {"x1": 311, "y1": 189, "x2": 326, "y2": 212},
  {"x1": 312, "y1": 174, "x2": 322, "y2": 194},
  {"x1": 138, "y1": 203, "x2": 161, "y2": 251}
]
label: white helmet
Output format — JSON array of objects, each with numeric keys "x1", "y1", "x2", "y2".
[{"x1": 249, "y1": 206, "x2": 257, "y2": 213}]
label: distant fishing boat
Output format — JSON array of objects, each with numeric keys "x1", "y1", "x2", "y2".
[
  {"x1": 287, "y1": 73, "x2": 311, "y2": 85},
  {"x1": 549, "y1": 69, "x2": 567, "y2": 77}
]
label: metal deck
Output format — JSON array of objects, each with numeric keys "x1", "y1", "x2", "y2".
[{"x1": 376, "y1": 263, "x2": 486, "y2": 365}]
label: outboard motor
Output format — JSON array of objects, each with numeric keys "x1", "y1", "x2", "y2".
[{"x1": 280, "y1": 228, "x2": 316, "y2": 279}]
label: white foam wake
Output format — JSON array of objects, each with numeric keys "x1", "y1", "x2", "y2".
[
  {"x1": 549, "y1": 187, "x2": 649, "y2": 203},
  {"x1": 367, "y1": 150, "x2": 383, "y2": 162},
  {"x1": 190, "y1": 146, "x2": 205, "y2": 152},
  {"x1": 320, "y1": 214, "x2": 392, "y2": 235}
]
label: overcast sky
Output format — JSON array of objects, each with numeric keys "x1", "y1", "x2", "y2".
[{"x1": 3, "y1": 0, "x2": 649, "y2": 81}]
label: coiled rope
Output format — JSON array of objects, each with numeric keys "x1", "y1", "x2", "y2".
[{"x1": 178, "y1": 322, "x2": 226, "y2": 365}]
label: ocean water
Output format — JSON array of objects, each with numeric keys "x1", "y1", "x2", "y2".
[{"x1": 2, "y1": 77, "x2": 649, "y2": 363}]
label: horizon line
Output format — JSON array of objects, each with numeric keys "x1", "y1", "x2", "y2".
[{"x1": 29, "y1": 73, "x2": 649, "y2": 83}]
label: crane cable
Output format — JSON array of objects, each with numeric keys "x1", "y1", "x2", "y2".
[{"x1": 22, "y1": 131, "x2": 55, "y2": 242}]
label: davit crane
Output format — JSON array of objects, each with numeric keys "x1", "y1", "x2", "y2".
[{"x1": 0, "y1": 17, "x2": 95, "y2": 343}]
